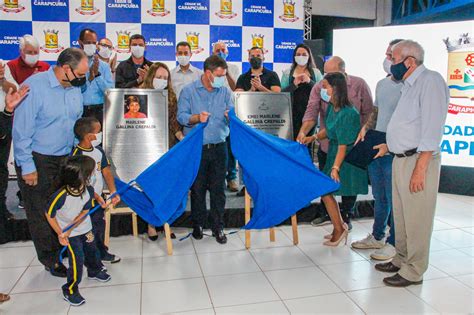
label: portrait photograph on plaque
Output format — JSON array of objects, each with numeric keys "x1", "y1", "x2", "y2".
[{"x1": 124, "y1": 94, "x2": 148, "y2": 119}]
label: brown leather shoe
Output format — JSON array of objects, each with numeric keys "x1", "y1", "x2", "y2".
[
  {"x1": 375, "y1": 262, "x2": 400, "y2": 273},
  {"x1": 0, "y1": 293, "x2": 10, "y2": 303},
  {"x1": 383, "y1": 273, "x2": 423, "y2": 287}
]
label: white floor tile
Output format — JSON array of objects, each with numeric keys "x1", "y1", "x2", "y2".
[
  {"x1": 107, "y1": 237, "x2": 143, "y2": 259},
  {"x1": 265, "y1": 267, "x2": 341, "y2": 299},
  {"x1": 142, "y1": 236, "x2": 195, "y2": 258},
  {"x1": 1, "y1": 290, "x2": 69, "y2": 315},
  {"x1": 0, "y1": 267, "x2": 26, "y2": 293},
  {"x1": 198, "y1": 250, "x2": 260, "y2": 276},
  {"x1": 455, "y1": 274, "x2": 474, "y2": 289},
  {"x1": 170, "y1": 309, "x2": 215, "y2": 315},
  {"x1": 238, "y1": 229, "x2": 293, "y2": 248},
  {"x1": 429, "y1": 249, "x2": 474, "y2": 276},
  {"x1": 215, "y1": 301, "x2": 289, "y2": 314},
  {"x1": 407, "y1": 277, "x2": 474, "y2": 314},
  {"x1": 298, "y1": 244, "x2": 365, "y2": 266},
  {"x1": 428, "y1": 237, "x2": 453, "y2": 252},
  {"x1": 320, "y1": 260, "x2": 387, "y2": 291},
  {"x1": 348, "y1": 286, "x2": 439, "y2": 314},
  {"x1": 284, "y1": 293, "x2": 364, "y2": 314},
  {"x1": 205, "y1": 272, "x2": 279, "y2": 308},
  {"x1": 435, "y1": 214, "x2": 474, "y2": 229},
  {"x1": 0, "y1": 240, "x2": 34, "y2": 249},
  {"x1": 11, "y1": 265, "x2": 66, "y2": 293},
  {"x1": 280, "y1": 226, "x2": 329, "y2": 245},
  {"x1": 0, "y1": 246, "x2": 35, "y2": 268},
  {"x1": 462, "y1": 227, "x2": 474, "y2": 234},
  {"x1": 193, "y1": 234, "x2": 245, "y2": 254},
  {"x1": 81, "y1": 258, "x2": 142, "y2": 288},
  {"x1": 142, "y1": 254, "x2": 202, "y2": 282},
  {"x1": 250, "y1": 246, "x2": 314, "y2": 271},
  {"x1": 141, "y1": 278, "x2": 212, "y2": 314},
  {"x1": 432, "y1": 219, "x2": 456, "y2": 231},
  {"x1": 68, "y1": 284, "x2": 140, "y2": 314},
  {"x1": 458, "y1": 246, "x2": 474, "y2": 257},
  {"x1": 422, "y1": 265, "x2": 450, "y2": 281},
  {"x1": 432, "y1": 229, "x2": 474, "y2": 248}
]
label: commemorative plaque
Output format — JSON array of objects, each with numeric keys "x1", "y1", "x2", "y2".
[
  {"x1": 234, "y1": 92, "x2": 293, "y2": 140},
  {"x1": 104, "y1": 89, "x2": 169, "y2": 183}
]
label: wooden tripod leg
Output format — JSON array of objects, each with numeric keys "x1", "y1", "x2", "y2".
[
  {"x1": 291, "y1": 215, "x2": 299, "y2": 245},
  {"x1": 245, "y1": 191, "x2": 251, "y2": 249},
  {"x1": 269, "y1": 227, "x2": 276, "y2": 242},
  {"x1": 104, "y1": 209, "x2": 111, "y2": 247},
  {"x1": 164, "y1": 223, "x2": 173, "y2": 256}
]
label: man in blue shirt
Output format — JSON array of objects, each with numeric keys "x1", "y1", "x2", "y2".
[
  {"x1": 13, "y1": 48, "x2": 89, "y2": 277},
  {"x1": 178, "y1": 55, "x2": 233, "y2": 244},
  {"x1": 78, "y1": 28, "x2": 114, "y2": 124}
]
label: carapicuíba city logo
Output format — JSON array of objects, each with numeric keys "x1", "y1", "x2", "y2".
[
  {"x1": 76, "y1": 0, "x2": 100, "y2": 15},
  {"x1": 215, "y1": 0, "x2": 237, "y2": 19},
  {"x1": 251, "y1": 34, "x2": 268, "y2": 54},
  {"x1": 116, "y1": 30, "x2": 131, "y2": 53},
  {"x1": 186, "y1": 32, "x2": 204, "y2": 54},
  {"x1": 147, "y1": 0, "x2": 170, "y2": 17},
  {"x1": 279, "y1": 0, "x2": 299, "y2": 23},
  {"x1": 41, "y1": 29, "x2": 65, "y2": 53},
  {"x1": 1, "y1": 0, "x2": 25, "y2": 13}
]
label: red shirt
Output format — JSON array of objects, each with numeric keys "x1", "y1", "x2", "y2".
[{"x1": 7, "y1": 57, "x2": 50, "y2": 85}]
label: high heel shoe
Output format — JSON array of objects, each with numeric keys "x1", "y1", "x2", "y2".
[
  {"x1": 148, "y1": 226, "x2": 158, "y2": 241},
  {"x1": 323, "y1": 229, "x2": 349, "y2": 247},
  {"x1": 323, "y1": 223, "x2": 348, "y2": 240}
]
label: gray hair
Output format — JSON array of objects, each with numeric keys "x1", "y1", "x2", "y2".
[
  {"x1": 19, "y1": 34, "x2": 39, "y2": 50},
  {"x1": 212, "y1": 41, "x2": 227, "y2": 51},
  {"x1": 57, "y1": 48, "x2": 86, "y2": 69},
  {"x1": 392, "y1": 40, "x2": 424, "y2": 65}
]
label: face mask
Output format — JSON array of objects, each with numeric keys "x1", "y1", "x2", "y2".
[
  {"x1": 153, "y1": 78, "x2": 168, "y2": 90},
  {"x1": 177, "y1": 55, "x2": 190, "y2": 66},
  {"x1": 64, "y1": 67, "x2": 86, "y2": 87},
  {"x1": 91, "y1": 132, "x2": 102, "y2": 147},
  {"x1": 210, "y1": 74, "x2": 226, "y2": 89},
  {"x1": 250, "y1": 56, "x2": 263, "y2": 69},
  {"x1": 320, "y1": 88, "x2": 331, "y2": 103},
  {"x1": 131, "y1": 45, "x2": 145, "y2": 58},
  {"x1": 98, "y1": 46, "x2": 112, "y2": 59},
  {"x1": 383, "y1": 58, "x2": 392, "y2": 75},
  {"x1": 217, "y1": 52, "x2": 228, "y2": 61},
  {"x1": 390, "y1": 57, "x2": 410, "y2": 81},
  {"x1": 295, "y1": 55, "x2": 309, "y2": 66},
  {"x1": 23, "y1": 54, "x2": 39, "y2": 66},
  {"x1": 83, "y1": 44, "x2": 96, "y2": 57}
]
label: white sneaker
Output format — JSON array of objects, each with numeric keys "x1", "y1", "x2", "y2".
[
  {"x1": 351, "y1": 234, "x2": 385, "y2": 249},
  {"x1": 371, "y1": 243, "x2": 396, "y2": 261}
]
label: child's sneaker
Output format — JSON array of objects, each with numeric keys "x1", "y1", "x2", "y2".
[
  {"x1": 102, "y1": 253, "x2": 121, "y2": 264},
  {"x1": 63, "y1": 290, "x2": 85, "y2": 306},
  {"x1": 88, "y1": 270, "x2": 111, "y2": 283}
]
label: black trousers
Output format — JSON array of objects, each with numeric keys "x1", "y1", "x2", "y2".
[
  {"x1": 0, "y1": 136, "x2": 11, "y2": 244},
  {"x1": 191, "y1": 143, "x2": 228, "y2": 230},
  {"x1": 90, "y1": 208, "x2": 108, "y2": 258},
  {"x1": 317, "y1": 149, "x2": 357, "y2": 216},
  {"x1": 83, "y1": 105, "x2": 104, "y2": 125},
  {"x1": 16, "y1": 152, "x2": 67, "y2": 267},
  {"x1": 63, "y1": 230, "x2": 102, "y2": 295}
]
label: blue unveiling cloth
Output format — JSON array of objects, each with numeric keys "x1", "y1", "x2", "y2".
[
  {"x1": 115, "y1": 123, "x2": 205, "y2": 226},
  {"x1": 82, "y1": 58, "x2": 114, "y2": 106},
  {"x1": 229, "y1": 109, "x2": 340, "y2": 230}
]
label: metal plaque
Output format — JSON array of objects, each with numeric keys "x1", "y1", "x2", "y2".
[
  {"x1": 234, "y1": 92, "x2": 293, "y2": 140},
  {"x1": 104, "y1": 89, "x2": 169, "y2": 183}
]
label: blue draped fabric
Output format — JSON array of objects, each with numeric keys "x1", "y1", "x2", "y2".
[
  {"x1": 229, "y1": 109, "x2": 340, "y2": 230},
  {"x1": 115, "y1": 123, "x2": 205, "y2": 227}
]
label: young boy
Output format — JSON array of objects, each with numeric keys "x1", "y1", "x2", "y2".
[
  {"x1": 72, "y1": 117, "x2": 121, "y2": 264},
  {"x1": 46, "y1": 155, "x2": 111, "y2": 306}
]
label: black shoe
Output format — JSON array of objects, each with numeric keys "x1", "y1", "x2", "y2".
[
  {"x1": 148, "y1": 234, "x2": 158, "y2": 241},
  {"x1": 212, "y1": 229, "x2": 227, "y2": 244},
  {"x1": 170, "y1": 232, "x2": 176, "y2": 239},
  {"x1": 63, "y1": 290, "x2": 85, "y2": 306},
  {"x1": 46, "y1": 263, "x2": 67, "y2": 278},
  {"x1": 342, "y1": 212, "x2": 353, "y2": 231},
  {"x1": 375, "y1": 261, "x2": 400, "y2": 273},
  {"x1": 102, "y1": 253, "x2": 121, "y2": 264},
  {"x1": 383, "y1": 273, "x2": 423, "y2": 287},
  {"x1": 192, "y1": 226, "x2": 203, "y2": 240},
  {"x1": 236, "y1": 186, "x2": 246, "y2": 197}
]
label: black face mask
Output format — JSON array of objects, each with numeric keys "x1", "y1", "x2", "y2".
[
  {"x1": 63, "y1": 67, "x2": 86, "y2": 87},
  {"x1": 250, "y1": 56, "x2": 263, "y2": 69},
  {"x1": 390, "y1": 57, "x2": 412, "y2": 81}
]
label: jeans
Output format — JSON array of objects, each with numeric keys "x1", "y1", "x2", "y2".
[
  {"x1": 368, "y1": 154, "x2": 394, "y2": 244},
  {"x1": 191, "y1": 142, "x2": 228, "y2": 230},
  {"x1": 226, "y1": 136, "x2": 237, "y2": 181}
]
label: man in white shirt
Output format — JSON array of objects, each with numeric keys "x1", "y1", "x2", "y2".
[{"x1": 171, "y1": 42, "x2": 203, "y2": 99}]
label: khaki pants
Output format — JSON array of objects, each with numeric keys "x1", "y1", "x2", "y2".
[{"x1": 391, "y1": 153, "x2": 441, "y2": 282}]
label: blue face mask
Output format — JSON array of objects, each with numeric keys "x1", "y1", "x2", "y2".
[
  {"x1": 320, "y1": 88, "x2": 331, "y2": 103},
  {"x1": 211, "y1": 74, "x2": 226, "y2": 88},
  {"x1": 217, "y1": 52, "x2": 228, "y2": 61}
]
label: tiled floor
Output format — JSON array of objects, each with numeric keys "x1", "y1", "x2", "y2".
[{"x1": 0, "y1": 193, "x2": 472, "y2": 314}]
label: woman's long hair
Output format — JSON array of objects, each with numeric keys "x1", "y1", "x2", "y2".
[
  {"x1": 55, "y1": 155, "x2": 95, "y2": 194},
  {"x1": 140, "y1": 62, "x2": 178, "y2": 110},
  {"x1": 291, "y1": 43, "x2": 316, "y2": 72},
  {"x1": 324, "y1": 72, "x2": 351, "y2": 110}
]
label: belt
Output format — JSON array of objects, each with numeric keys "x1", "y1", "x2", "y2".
[
  {"x1": 391, "y1": 148, "x2": 418, "y2": 158},
  {"x1": 203, "y1": 142, "x2": 225, "y2": 149}
]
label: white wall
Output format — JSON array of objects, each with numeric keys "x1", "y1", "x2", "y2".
[{"x1": 311, "y1": 0, "x2": 392, "y2": 25}]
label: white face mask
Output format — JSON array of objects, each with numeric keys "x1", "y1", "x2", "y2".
[
  {"x1": 295, "y1": 55, "x2": 309, "y2": 66},
  {"x1": 23, "y1": 54, "x2": 39, "y2": 66},
  {"x1": 91, "y1": 132, "x2": 102, "y2": 147},
  {"x1": 83, "y1": 44, "x2": 97, "y2": 57},
  {"x1": 131, "y1": 45, "x2": 145, "y2": 58},
  {"x1": 153, "y1": 78, "x2": 168, "y2": 90},
  {"x1": 98, "y1": 46, "x2": 112, "y2": 59},
  {"x1": 383, "y1": 58, "x2": 392, "y2": 75},
  {"x1": 177, "y1": 55, "x2": 190, "y2": 67}
]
